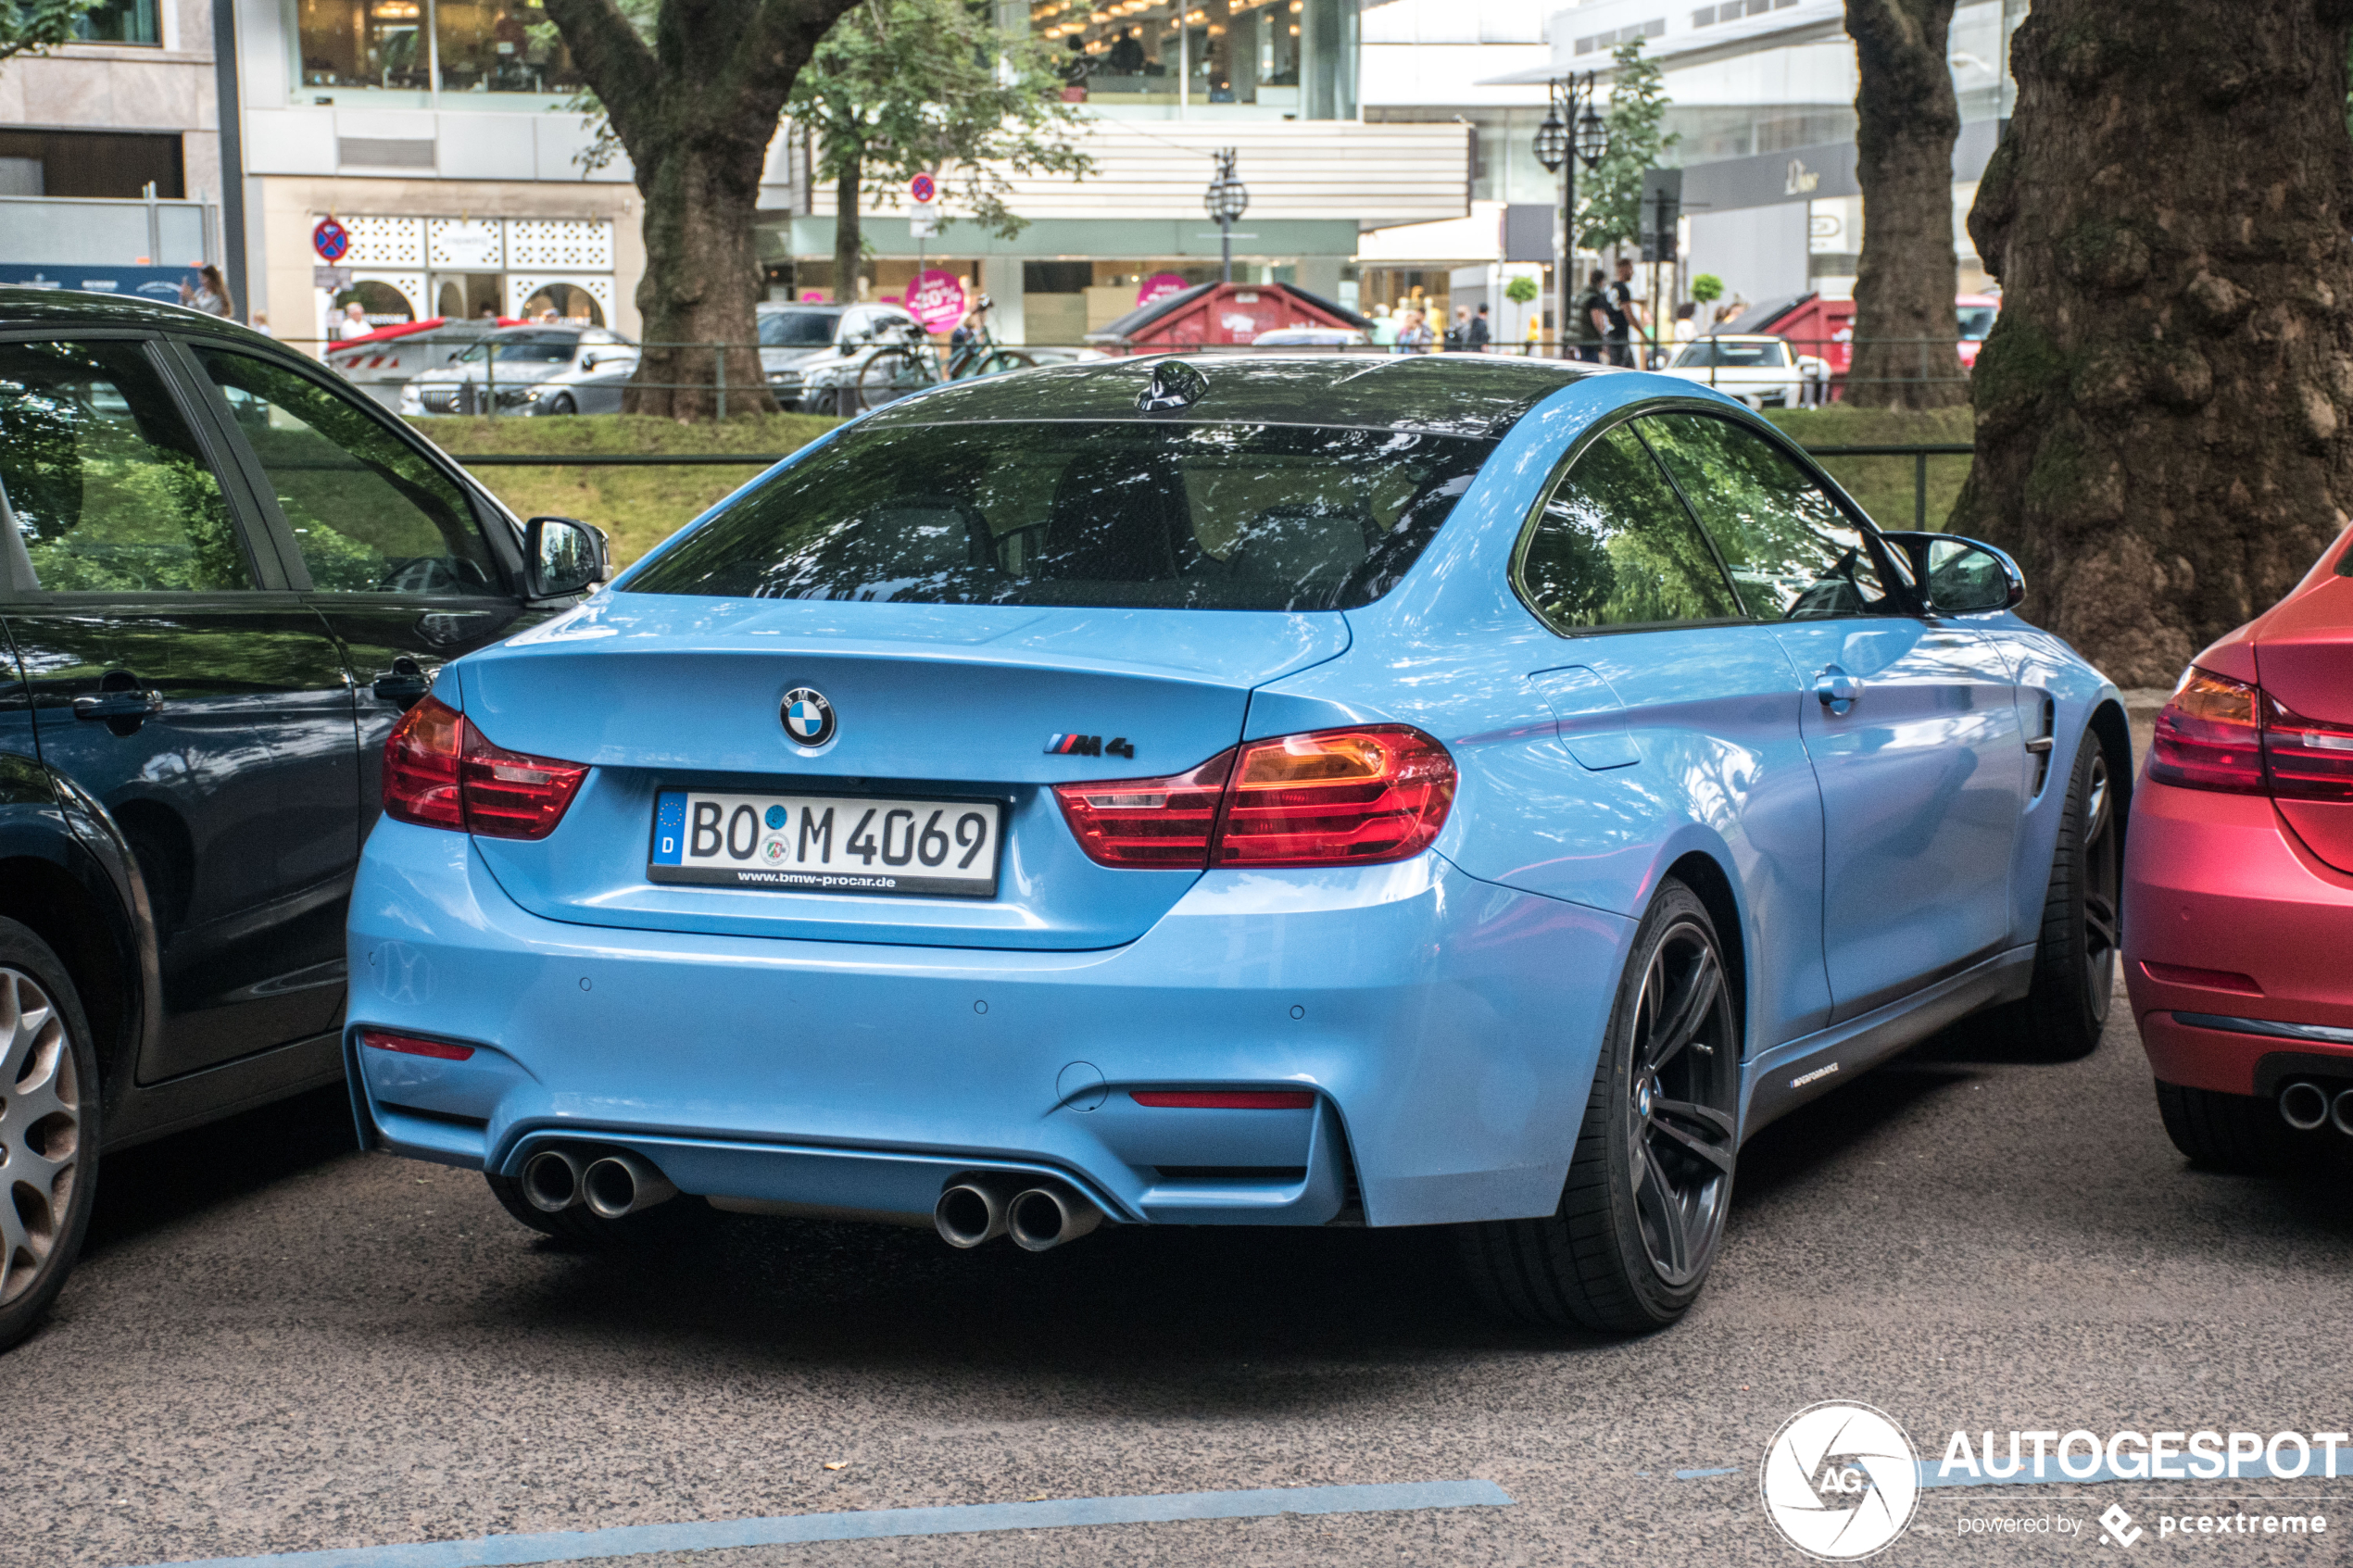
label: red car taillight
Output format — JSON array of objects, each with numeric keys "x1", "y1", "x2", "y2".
[
  {"x1": 2147, "y1": 665, "x2": 2353, "y2": 801},
  {"x1": 1053, "y1": 725, "x2": 1455, "y2": 871},
  {"x1": 382, "y1": 695, "x2": 588, "y2": 840}
]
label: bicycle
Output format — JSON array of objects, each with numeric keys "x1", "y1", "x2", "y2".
[{"x1": 849, "y1": 309, "x2": 1032, "y2": 412}]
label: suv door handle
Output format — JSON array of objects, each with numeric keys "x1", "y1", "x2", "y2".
[
  {"x1": 1815, "y1": 667, "x2": 1857, "y2": 717},
  {"x1": 73, "y1": 689, "x2": 164, "y2": 721}
]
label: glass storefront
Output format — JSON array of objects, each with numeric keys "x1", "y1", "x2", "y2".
[
  {"x1": 293, "y1": 0, "x2": 579, "y2": 95},
  {"x1": 1033, "y1": 0, "x2": 1353, "y2": 118}
]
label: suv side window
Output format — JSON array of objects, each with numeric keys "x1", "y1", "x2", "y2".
[
  {"x1": 1516, "y1": 423, "x2": 1743, "y2": 633},
  {"x1": 1639, "y1": 411, "x2": 1895, "y2": 620},
  {"x1": 191, "y1": 346, "x2": 503, "y2": 596},
  {"x1": 0, "y1": 339, "x2": 256, "y2": 594}
]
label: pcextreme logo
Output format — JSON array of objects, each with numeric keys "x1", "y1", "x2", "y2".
[{"x1": 1760, "y1": 1401, "x2": 1922, "y2": 1560}]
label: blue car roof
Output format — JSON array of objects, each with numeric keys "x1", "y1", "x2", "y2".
[{"x1": 864, "y1": 354, "x2": 1617, "y2": 440}]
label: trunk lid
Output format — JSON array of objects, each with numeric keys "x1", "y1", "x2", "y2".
[
  {"x1": 2259, "y1": 574, "x2": 2353, "y2": 872},
  {"x1": 454, "y1": 595, "x2": 1349, "y2": 949}
]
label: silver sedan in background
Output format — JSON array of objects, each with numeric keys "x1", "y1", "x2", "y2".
[{"x1": 400, "y1": 326, "x2": 640, "y2": 417}]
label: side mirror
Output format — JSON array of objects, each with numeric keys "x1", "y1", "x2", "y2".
[
  {"x1": 1880, "y1": 531, "x2": 2025, "y2": 615},
  {"x1": 525, "y1": 515, "x2": 609, "y2": 597}
]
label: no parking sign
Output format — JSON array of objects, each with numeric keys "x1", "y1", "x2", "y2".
[{"x1": 312, "y1": 217, "x2": 351, "y2": 263}]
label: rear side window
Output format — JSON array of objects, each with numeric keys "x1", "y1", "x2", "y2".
[
  {"x1": 1639, "y1": 412, "x2": 1894, "y2": 620},
  {"x1": 625, "y1": 421, "x2": 1494, "y2": 611},
  {"x1": 760, "y1": 310, "x2": 839, "y2": 347},
  {"x1": 1516, "y1": 425, "x2": 1741, "y2": 632},
  {"x1": 0, "y1": 339, "x2": 254, "y2": 593}
]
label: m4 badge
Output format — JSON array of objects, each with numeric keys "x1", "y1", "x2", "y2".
[{"x1": 1046, "y1": 734, "x2": 1135, "y2": 759}]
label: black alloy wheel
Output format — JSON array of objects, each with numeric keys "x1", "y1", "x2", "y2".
[
  {"x1": 1459, "y1": 879, "x2": 1741, "y2": 1332},
  {"x1": 2012, "y1": 732, "x2": 2121, "y2": 1060},
  {"x1": 0, "y1": 919, "x2": 101, "y2": 1351},
  {"x1": 545, "y1": 392, "x2": 577, "y2": 415}
]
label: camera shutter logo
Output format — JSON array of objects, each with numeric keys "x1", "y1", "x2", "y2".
[
  {"x1": 781, "y1": 687, "x2": 836, "y2": 747},
  {"x1": 1759, "y1": 1401, "x2": 1920, "y2": 1560}
]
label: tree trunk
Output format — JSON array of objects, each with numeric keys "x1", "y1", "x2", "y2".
[
  {"x1": 1953, "y1": 0, "x2": 2353, "y2": 686},
  {"x1": 833, "y1": 154, "x2": 863, "y2": 305},
  {"x1": 1843, "y1": 0, "x2": 1965, "y2": 408},
  {"x1": 542, "y1": 0, "x2": 861, "y2": 420},
  {"x1": 628, "y1": 123, "x2": 779, "y2": 419}
]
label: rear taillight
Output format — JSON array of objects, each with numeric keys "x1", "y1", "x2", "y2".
[
  {"x1": 2148, "y1": 665, "x2": 2353, "y2": 801},
  {"x1": 382, "y1": 694, "x2": 588, "y2": 840},
  {"x1": 1054, "y1": 725, "x2": 1455, "y2": 871},
  {"x1": 1217, "y1": 727, "x2": 1456, "y2": 867},
  {"x1": 359, "y1": 1028, "x2": 475, "y2": 1061}
]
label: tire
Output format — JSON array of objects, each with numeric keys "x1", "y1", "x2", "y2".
[
  {"x1": 0, "y1": 919, "x2": 101, "y2": 1352},
  {"x1": 856, "y1": 348, "x2": 927, "y2": 410},
  {"x1": 1457, "y1": 879, "x2": 1741, "y2": 1332},
  {"x1": 2155, "y1": 1081, "x2": 2287, "y2": 1173},
  {"x1": 482, "y1": 1170, "x2": 718, "y2": 1250},
  {"x1": 2007, "y1": 731, "x2": 2122, "y2": 1060},
  {"x1": 543, "y1": 392, "x2": 577, "y2": 416}
]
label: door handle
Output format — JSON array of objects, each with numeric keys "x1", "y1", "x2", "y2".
[
  {"x1": 1814, "y1": 667, "x2": 1857, "y2": 717},
  {"x1": 371, "y1": 661, "x2": 433, "y2": 707},
  {"x1": 72, "y1": 689, "x2": 163, "y2": 721}
]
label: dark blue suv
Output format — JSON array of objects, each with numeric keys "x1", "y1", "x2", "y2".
[{"x1": 0, "y1": 289, "x2": 605, "y2": 1347}]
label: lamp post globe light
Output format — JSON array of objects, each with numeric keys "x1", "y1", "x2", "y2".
[
  {"x1": 1537, "y1": 73, "x2": 1608, "y2": 359},
  {"x1": 1205, "y1": 148, "x2": 1249, "y2": 284}
]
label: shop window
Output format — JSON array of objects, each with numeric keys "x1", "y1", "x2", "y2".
[
  {"x1": 436, "y1": 0, "x2": 581, "y2": 94},
  {"x1": 0, "y1": 130, "x2": 182, "y2": 199},
  {"x1": 297, "y1": 0, "x2": 428, "y2": 89},
  {"x1": 516, "y1": 282, "x2": 602, "y2": 325},
  {"x1": 75, "y1": 0, "x2": 161, "y2": 44}
]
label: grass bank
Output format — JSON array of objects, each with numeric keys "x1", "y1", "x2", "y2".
[
  {"x1": 1763, "y1": 406, "x2": 1976, "y2": 530},
  {"x1": 406, "y1": 413, "x2": 837, "y2": 568},
  {"x1": 412, "y1": 404, "x2": 1977, "y2": 572}
]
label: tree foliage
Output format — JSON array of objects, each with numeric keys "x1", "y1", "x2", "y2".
[
  {"x1": 1, "y1": 0, "x2": 100, "y2": 69},
  {"x1": 1579, "y1": 38, "x2": 1677, "y2": 253},
  {"x1": 790, "y1": 0, "x2": 1092, "y2": 298}
]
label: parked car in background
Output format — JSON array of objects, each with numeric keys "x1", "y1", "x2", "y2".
[
  {"x1": 344, "y1": 356, "x2": 2125, "y2": 1336},
  {"x1": 1957, "y1": 294, "x2": 2001, "y2": 369},
  {"x1": 758, "y1": 302, "x2": 921, "y2": 409},
  {"x1": 399, "y1": 325, "x2": 638, "y2": 417},
  {"x1": 0, "y1": 288, "x2": 608, "y2": 1349},
  {"x1": 1657, "y1": 334, "x2": 1826, "y2": 409},
  {"x1": 2125, "y1": 524, "x2": 2353, "y2": 1169},
  {"x1": 326, "y1": 318, "x2": 509, "y2": 408},
  {"x1": 1251, "y1": 327, "x2": 1371, "y2": 349}
]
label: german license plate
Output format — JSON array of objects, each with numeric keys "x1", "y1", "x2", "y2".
[{"x1": 648, "y1": 790, "x2": 1002, "y2": 897}]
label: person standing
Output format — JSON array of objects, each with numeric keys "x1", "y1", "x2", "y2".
[
  {"x1": 1445, "y1": 307, "x2": 1469, "y2": 352},
  {"x1": 1367, "y1": 304, "x2": 1398, "y2": 350},
  {"x1": 1396, "y1": 309, "x2": 1435, "y2": 353},
  {"x1": 332, "y1": 300, "x2": 371, "y2": 341},
  {"x1": 1467, "y1": 303, "x2": 1491, "y2": 353},
  {"x1": 1572, "y1": 270, "x2": 1610, "y2": 363},
  {"x1": 1605, "y1": 257, "x2": 1642, "y2": 368},
  {"x1": 182, "y1": 264, "x2": 232, "y2": 317},
  {"x1": 1108, "y1": 27, "x2": 1145, "y2": 74}
]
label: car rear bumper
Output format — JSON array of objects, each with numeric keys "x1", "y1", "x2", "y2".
[
  {"x1": 346, "y1": 820, "x2": 1633, "y2": 1228},
  {"x1": 2121, "y1": 776, "x2": 2353, "y2": 1094}
]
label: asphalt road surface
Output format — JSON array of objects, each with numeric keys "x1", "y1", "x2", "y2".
[{"x1": 11, "y1": 968, "x2": 2353, "y2": 1568}]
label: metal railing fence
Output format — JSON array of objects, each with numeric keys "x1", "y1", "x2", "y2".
[{"x1": 445, "y1": 442, "x2": 1979, "y2": 532}]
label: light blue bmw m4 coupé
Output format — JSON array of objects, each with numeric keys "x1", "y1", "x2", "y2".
[{"x1": 346, "y1": 354, "x2": 2127, "y2": 1331}]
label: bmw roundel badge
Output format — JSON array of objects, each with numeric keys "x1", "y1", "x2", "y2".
[{"x1": 781, "y1": 686, "x2": 836, "y2": 747}]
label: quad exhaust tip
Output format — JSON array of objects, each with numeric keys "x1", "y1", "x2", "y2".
[
  {"x1": 933, "y1": 1176, "x2": 1101, "y2": 1251},
  {"x1": 522, "y1": 1148, "x2": 585, "y2": 1212},
  {"x1": 2334, "y1": 1089, "x2": 2353, "y2": 1138},
  {"x1": 2279, "y1": 1081, "x2": 2331, "y2": 1133}
]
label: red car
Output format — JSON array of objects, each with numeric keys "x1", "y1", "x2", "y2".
[{"x1": 2124, "y1": 529, "x2": 2353, "y2": 1166}]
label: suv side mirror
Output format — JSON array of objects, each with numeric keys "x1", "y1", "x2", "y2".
[
  {"x1": 525, "y1": 516, "x2": 609, "y2": 597},
  {"x1": 1879, "y1": 531, "x2": 2025, "y2": 615}
]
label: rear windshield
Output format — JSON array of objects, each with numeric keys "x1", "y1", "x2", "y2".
[
  {"x1": 457, "y1": 334, "x2": 580, "y2": 364},
  {"x1": 1673, "y1": 339, "x2": 1787, "y2": 369},
  {"x1": 624, "y1": 420, "x2": 1495, "y2": 611}
]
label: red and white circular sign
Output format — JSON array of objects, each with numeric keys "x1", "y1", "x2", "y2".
[{"x1": 909, "y1": 172, "x2": 937, "y2": 206}]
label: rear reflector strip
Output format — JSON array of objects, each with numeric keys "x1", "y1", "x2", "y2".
[
  {"x1": 2171, "y1": 1012, "x2": 2353, "y2": 1047},
  {"x1": 1129, "y1": 1090, "x2": 1316, "y2": 1110},
  {"x1": 2140, "y1": 960, "x2": 2263, "y2": 996},
  {"x1": 360, "y1": 1029, "x2": 476, "y2": 1061}
]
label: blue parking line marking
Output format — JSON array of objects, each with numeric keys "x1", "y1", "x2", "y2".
[
  {"x1": 127, "y1": 1479, "x2": 1516, "y2": 1568},
  {"x1": 1673, "y1": 1467, "x2": 1742, "y2": 1480}
]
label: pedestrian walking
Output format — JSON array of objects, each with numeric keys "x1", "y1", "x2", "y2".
[
  {"x1": 182, "y1": 263, "x2": 231, "y2": 318},
  {"x1": 1396, "y1": 309, "x2": 1435, "y2": 354},
  {"x1": 1467, "y1": 303, "x2": 1491, "y2": 353},
  {"x1": 1605, "y1": 257, "x2": 1642, "y2": 368},
  {"x1": 1444, "y1": 307, "x2": 1469, "y2": 352}
]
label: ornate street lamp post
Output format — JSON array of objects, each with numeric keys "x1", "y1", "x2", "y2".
[
  {"x1": 1204, "y1": 148, "x2": 1249, "y2": 284},
  {"x1": 1533, "y1": 73, "x2": 1609, "y2": 358}
]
